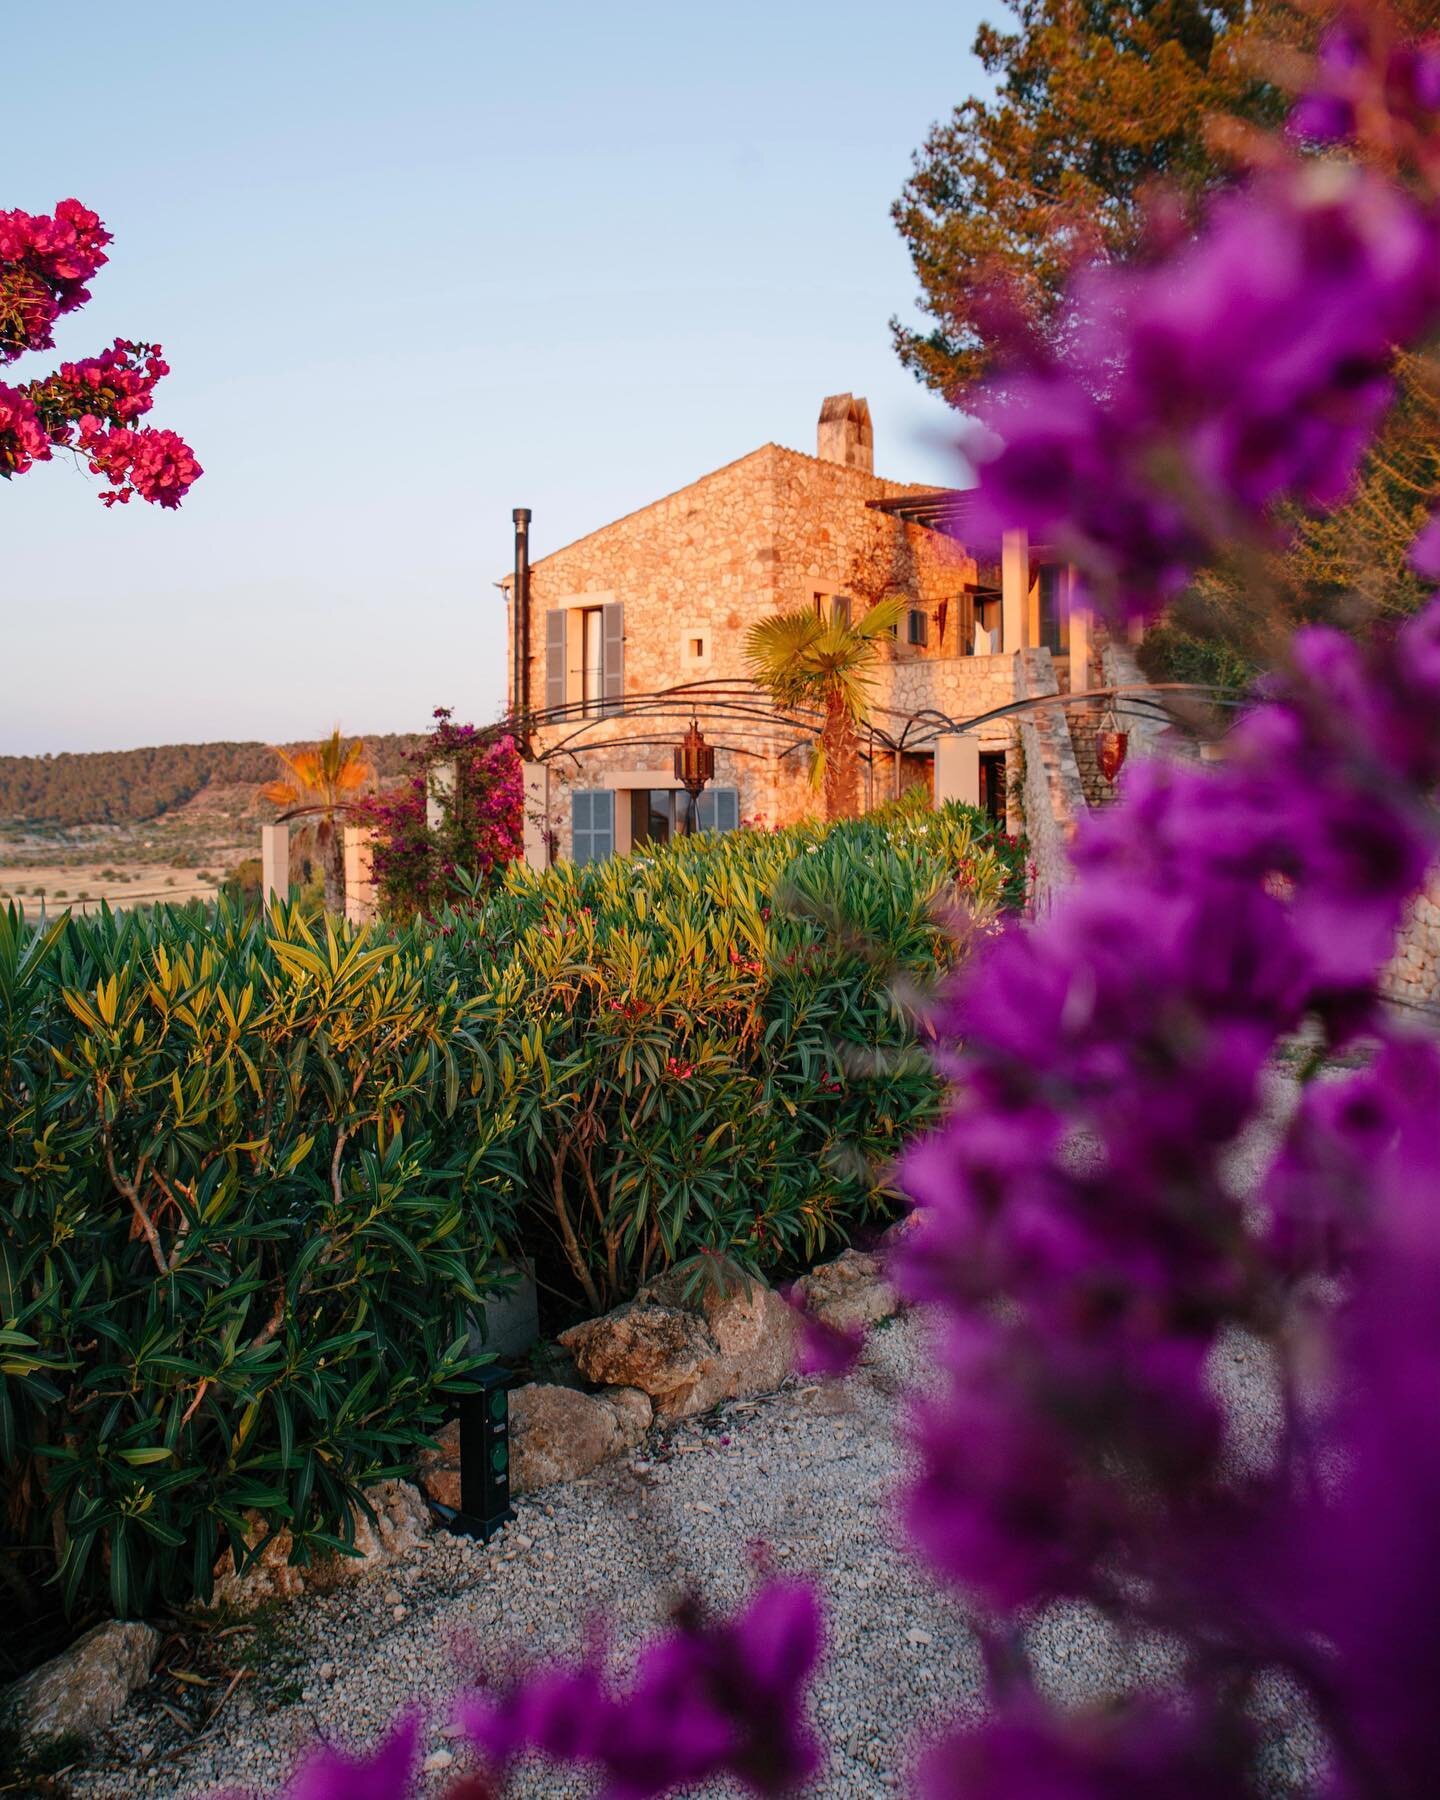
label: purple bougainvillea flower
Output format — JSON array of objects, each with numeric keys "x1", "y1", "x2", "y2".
[
  {"x1": 793, "y1": 1304, "x2": 866, "y2": 1379},
  {"x1": 965, "y1": 164, "x2": 1440, "y2": 625},
  {"x1": 458, "y1": 1580, "x2": 823, "y2": 1798},
  {"x1": 1409, "y1": 510, "x2": 1440, "y2": 578},
  {"x1": 919, "y1": 1696, "x2": 1254, "y2": 1799},
  {"x1": 284, "y1": 1714, "x2": 421, "y2": 1800}
]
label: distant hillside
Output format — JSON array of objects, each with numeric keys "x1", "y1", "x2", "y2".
[{"x1": 0, "y1": 735, "x2": 425, "y2": 828}]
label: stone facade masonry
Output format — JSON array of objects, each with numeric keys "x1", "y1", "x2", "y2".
[
  {"x1": 1014, "y1": 647, "x2": 1086, "y2": 915},
  {"x1": 508, "y1": 441, "x2": 1011, "y2": 860},
  {"x1": 1386, "y1": 874, "x2": 1440, "y2": 1012}
]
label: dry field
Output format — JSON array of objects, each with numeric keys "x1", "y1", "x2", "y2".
[{"x1": 0, "y1": 782, "x2": 264, "y2": 915}]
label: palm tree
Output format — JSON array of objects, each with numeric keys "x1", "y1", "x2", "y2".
[
  {"x1": 745, "y1": 596, "x2": 906, "y2": 820},
  {"x1": 262, "y1": 730, "x2": 373, "y2": 915}
]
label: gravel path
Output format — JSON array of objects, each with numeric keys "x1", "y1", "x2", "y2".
[
  {"x1": 70, "y1": 1315, "x2": 984, "y2": 1799},
  {"x1": 63, "y1": 1308, "x2": 1316, "y2": 1800},
  {"x1": 63, "y1": 1073, "x2": 1322, "y2": 1799}
]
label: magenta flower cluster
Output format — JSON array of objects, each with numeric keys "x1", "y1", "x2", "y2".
[
  {"x1": 0, "y1": 197, "x2": 111, "y2": 358},
  {"x1": 360, "y1": 709, "x2": 525, "y2": 917},
  {"x1": 1, "y1": 198, "x2": 199, "y2": 505}
]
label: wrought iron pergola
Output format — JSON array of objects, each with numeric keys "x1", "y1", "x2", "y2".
[{"x1": 501, "y1": 676, "x2": 1237, "y2": 776}]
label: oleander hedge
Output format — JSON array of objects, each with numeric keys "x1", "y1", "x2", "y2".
[{"x1": 0, "y1": 801, "x2": 1018, "y2": 1617}]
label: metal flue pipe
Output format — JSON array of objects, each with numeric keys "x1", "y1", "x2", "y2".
[{"x1": 512, "y1": 507, "x2": 532, "y2": 754}]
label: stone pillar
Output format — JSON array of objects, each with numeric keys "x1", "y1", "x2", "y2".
[
  {"x1": 1002, "y1": 529, "x2": 1030, "y2": 655},
  {"x1": 933, "y1": 733, "x2": 981, "y2": 809},
  {"x1": 426, "y1": 760, "x2": 457, "y2": 831},
  {"x1": 522, "y1": 762, "x2": 550, "y2": 870},
  {"x1": 613, "y1": 784, "x2": 633, "y2": 857},
  {"x1": 261, "y1": 823, "x2": 290, "y2": 902},
  {"x1": 343, "y1": 826, "x2": 377, "y2": 927},
  {"x1": 1067, "y1": 568, "x2": 1092, "y2": 695}
]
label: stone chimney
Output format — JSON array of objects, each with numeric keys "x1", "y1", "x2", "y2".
[{"x1": 816, "y1": 393, "x2": 873, "y2": 474}]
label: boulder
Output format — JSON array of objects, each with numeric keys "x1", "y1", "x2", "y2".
[
  {"x1": 417, "y1": 1383, "x2": 653, "y2": 1507},
  {"x1": 2, "y1": 1620, "x2": 159, "y2": 1748},
  {"x1": 512, "y1": 1383, "x2": 652, "y2": 1491},
  {"x1": 209, "y1": 1479, "x2": 430, "y2": 1611},
  {"x1": 560, "y1": 1271, "x2": 797, "y2": 1420},
  {"x1": 794, "y1": 1248, "x2": 899, "y2": 1332}
]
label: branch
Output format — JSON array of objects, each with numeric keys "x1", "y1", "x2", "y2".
[
  {"x1": 551, "y1": 1134, "x2": 603, "y2": 1314},
  {"x1": 330, "y1": 1124, "x2": 351, "y2": 1210},
  {"x1": 99, "y1": 1104, "x2": 166, "y2": 1277}
]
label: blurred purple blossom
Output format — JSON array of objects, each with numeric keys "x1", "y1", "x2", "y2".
[
  {"x1": 457, "y1": 1580, "x2": 823, "y2": 1798},
  {"x1": 966, "y1": 165, "x2": 1440, "y2": 624}
]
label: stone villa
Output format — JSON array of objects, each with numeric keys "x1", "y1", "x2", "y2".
[{"x1": 503, "y1": 395, "x2": 1106, "y2": 865}]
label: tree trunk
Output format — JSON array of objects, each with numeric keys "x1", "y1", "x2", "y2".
[
  {"x1": 823, "y1": 695, "x2": 861, "y2": 821},
  {"x1": 318, "y1": 816, "x2": 345, "y2": 916}
]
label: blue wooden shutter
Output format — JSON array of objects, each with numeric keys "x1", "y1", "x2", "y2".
[
  {"x1": 602, "y1": 602, "x2": 624, "y2": 716},
  {"x1": 545, "y1": 609, "x2": 566, "y2": 716},
  {"x1": 571, "y1": 790, "x2": 614, "y2": 864}
]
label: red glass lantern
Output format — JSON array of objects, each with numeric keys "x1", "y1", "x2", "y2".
[{"x1": 1096, "y1": 727, "x2": 1129, "y2": 784}]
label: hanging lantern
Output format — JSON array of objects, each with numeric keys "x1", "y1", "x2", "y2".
[
  {"x1": 675, "y1": 717, "x2": 715, "y2": 833},
  {"x1": 1096, "y1": 702, "x2": 1129, "y2": 786}
]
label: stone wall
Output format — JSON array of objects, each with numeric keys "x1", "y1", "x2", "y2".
[
  {"x1": 1386, "y1": 874, "x2": 1440, "y2": 1013},
  {"x1": 1014, "y1": 648, "x2": 1086, "y2": 914},
  {"x1": 879, "y1": 652, "x2": 1017, "y2": 751}
]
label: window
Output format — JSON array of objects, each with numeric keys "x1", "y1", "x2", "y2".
[
  {"x1": 972, "y1": 595, "x2": 1002, "y2": 655},
  {"x1": 907, "y1": 607, "x2": 929, "y2": 648},
  {"x1": 631, "y1": 788, "x2": 675, "y2": 848},
  {"x1": 1038, "y1": 565, "x2": 1069, "y2": 656},
  {"x1": 979, "y1": 752, "x2": 1007, "y2": 824},
  {"x1": 544, "y1": 603, "x2": 625, "y2": 720},
  {"x1": 581, "y1": 606, "x2": 605, "y2": 718},
  {"x1": 631, "y1": 786, "x2": 740, "y2": 842},
  {"x1": 679, "y1": 625, "x2": 711, "y2": 672},
  {"x1": 814, "y1": 593, "x2": 852, "y2": 627},
  {"x1": 695, "y1": 787, "x2": 740, "y2": 832},
  {"x1": 571, "y1": 790, "x2": 615, "y2": 863}
]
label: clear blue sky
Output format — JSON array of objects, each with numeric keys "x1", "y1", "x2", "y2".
[{"x1": 5, "y1": 0, "x2": 990, "y2": 755}]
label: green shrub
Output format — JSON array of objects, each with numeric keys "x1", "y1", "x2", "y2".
[
  {"x1": 0, "y1": 804, "x2": 1017, "y2": 1618},
  {"x1": 422, "y1": 800, "x2": 1021, "y2": 1312},
  {"x1": 0, "y1": 900, "x2": 509, "y2": 1620},
  {"x1": 221, "y1": 855, "x2": 262, "y2": 905}
]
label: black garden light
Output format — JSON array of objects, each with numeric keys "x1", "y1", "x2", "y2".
[
  {"x1": 675, "y1": 716, "x2": 715, "y2": 834},
  {"x1": 440, "y1": 1363, "x2": 515, "y2": 1542}
]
